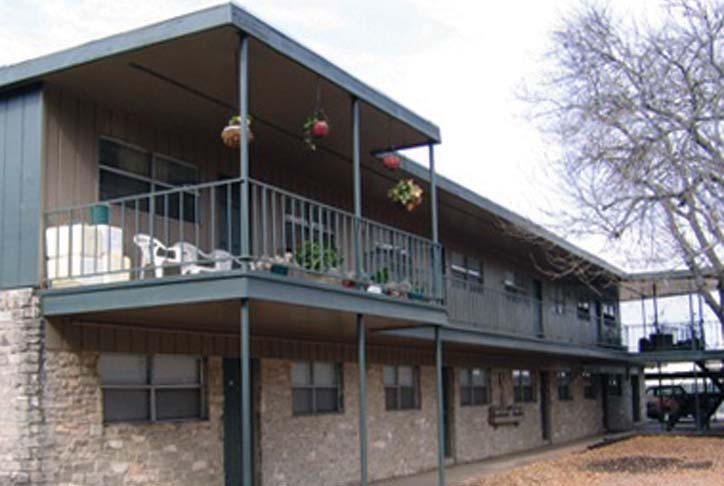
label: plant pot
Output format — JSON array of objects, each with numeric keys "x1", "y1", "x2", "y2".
[
  {"x1": 407, "y1": 291, "x2": 425, "y2": 301},
  {"x1": 342, "y1": 279, "x2": 357, "y2": 289},
  {"x1": 382, "y1": 154, "x2": 401, "y2": 170},
  {"x1": 90, "y1": 204, "x2": 109, "y2": 225},
  {"x1": 311, "y1": 120, "x2": 329, "y2": 138},
  {"x1": 221, "y1": 125, "x2": 254, "y2": 149},
  {"x1": 270, "y1": 264, "x2": 289, "y2": 277}
]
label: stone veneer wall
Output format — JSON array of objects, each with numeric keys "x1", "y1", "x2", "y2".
[
  {"x1": 259, "y1": 360, "x2": 438, "y2": 486},
  {"x1": 606, "y1": 373, "x2": 639, "y2": 432},
  {"x1": 549, "y1": 371, "x2": 605, "y2": 443},
  {"x1": 0, "y1": 289, "x2": 45, "y2": 486},
  {"x1": 454, "y1": 368, "x2": 544, "y2": 463},
  {"x1": 42, "y1": 351, "x2": 225, "y2": 486}
]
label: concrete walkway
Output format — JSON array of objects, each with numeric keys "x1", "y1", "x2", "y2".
[{"x1": 373, "y1": 432, "x2": 636, "y2": 486}]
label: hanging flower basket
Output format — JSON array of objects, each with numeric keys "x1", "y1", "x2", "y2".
[
  {"x1": 221, "y1": 115, "x2": 254, "y2": 149},
  {"x1": 388, "y1": 179, "x2": 423, "y2": 211},
  {"x1": 303, "y1": 111, "x2": 330, "y2": 150},
  {"x1": 382, "y1": 153, "x2": 401, "y2": 170}
]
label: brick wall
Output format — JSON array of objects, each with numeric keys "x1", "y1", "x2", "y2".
[
  {"x1": 0, "y1": 289, "x2": 45, "y2": 485},
  {"x1": 42, "y1": 351, "x2": 225, "y2": 486}
]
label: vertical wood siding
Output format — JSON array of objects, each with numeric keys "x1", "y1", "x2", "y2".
[{"x1": 0, "y1": 86, "x2": 43, "y2": 289}]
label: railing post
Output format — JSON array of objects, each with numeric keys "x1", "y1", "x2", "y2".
[
  {"x1": 428, "y1": 144, "x2": 441, "y2": 302},
  {"x1": 352, "y1": 97, "x2": 362, "y2": 281},
  {"x1": 239, "y1": 33, "x2": 251, "y2": 268}
]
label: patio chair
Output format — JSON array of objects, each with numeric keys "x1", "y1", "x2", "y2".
[
  {"x1": 171, "y1": 242, "x2": 235, "y2": 275},
  {"x1": 133, "y1": 234, "x2": 177, "y2": 278}
]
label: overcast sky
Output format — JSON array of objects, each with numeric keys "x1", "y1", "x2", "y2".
[{"x1": 1, "y1": 0, "x2": 666, "y2": 269}]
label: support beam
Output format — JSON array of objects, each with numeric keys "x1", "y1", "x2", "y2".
[
  {"x1": 435, "y1": 325, "x2": 446, "y2": 486},
  {"x1": 239, "y1": 33, "x2": 250, "y2": 264},
  {"x1": 352, "y1": 98, "x2": 362, "y2": 280},
  {"x1": 357, "y1": 314, "x2": 368, "y2": 486},
  {"x1": 428, "y1": 144, "x2": 441, "y2": 302},
  {"x1": 240, "y1": 299, "x2": 252, "y2": 486}
]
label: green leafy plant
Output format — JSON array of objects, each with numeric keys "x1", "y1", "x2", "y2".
[
  {"x1": 388, "y1": 179, "x2": 423, "y2": 211},
  {"x1": 370, "y1": 267, "x2": 390, "y2": 285},
  {"x1": 294, "y1": 241, "x2": 342, "y2": 273}
]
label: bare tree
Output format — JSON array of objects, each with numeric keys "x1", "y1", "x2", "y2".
[{"x1": 529, "y1": 0, "x2": 724, "y2": 329}]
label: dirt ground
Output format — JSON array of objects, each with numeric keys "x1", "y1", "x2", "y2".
[{"x1": 463, "y1": 436, "x2": 724, "y2": 486}]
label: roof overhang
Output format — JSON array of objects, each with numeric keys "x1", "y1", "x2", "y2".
[{"x1": 0, "y1": 3, "x2": 440, "y2": 144}]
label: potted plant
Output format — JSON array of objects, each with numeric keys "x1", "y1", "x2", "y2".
[
  {"x1": 294, "y1": 241, "x2": 342, "y2": 285},
  {"x1": 366, "y1": 267, "x2": 389, "y2": 294},
  {"x1": 381, "y1": 153, "x2": 401, "y2": 170},
  {"x1": 407, "y1": 284, "x2": 426, "y2": 301},
  {"x1": 388, "y1": 179, "x2": 423, "y2": 211},
  {"x1": 303, "y1": 111, "x2": 330, "y2": 150},
  {"x1": 221, "y1": 115, "x2": 254, "y2": 149}
]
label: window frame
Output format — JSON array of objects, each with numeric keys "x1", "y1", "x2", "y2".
[
  {"x1": 552, "y1": 286, "x2": 566, "y2": 315},
  {"x1": 98, "y1": 136, "x2": 200, "y2": 223},
  {"x1": 459, "y1": 367, "x2": 490, "y2": 407},
  {"x1": 513, "y1": 369, "x2": 536, "y2": 403},
  {"x1": 449, "y1": 251, "x2": 484, "y2": 285},
  {"x1": 384, "y1": 365, "x2": 421, "y2": 411},
  {"x1": 290, "y1": 361, "x2": 344, "y2": 416},
  {"x1": 582, "y1": 372, "x2": 597, "y2": 400},
  {"x1": 556, "y1": 370, "x2": 573, "y2": 401},
  {"x1": 99, "y1": 353, "x2": 206, "y2": 424},
  {"x1": 576, "y1": 298, "x2": 591, "y2": 320}
]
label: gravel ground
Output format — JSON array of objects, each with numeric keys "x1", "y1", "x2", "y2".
[{"x1": 463, "y1": 436, "x2": 724, "y2": 486}]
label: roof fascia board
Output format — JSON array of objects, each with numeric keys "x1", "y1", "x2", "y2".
[
  {"x1": 0, "y1": 4, "x2": 234, "y2": 91},
  {"x1": 401, "y1": 157, "x2": 625, "y2": 278},
  {"x1": 228, "y1": 4, "x2": 440, "y2": 142}
]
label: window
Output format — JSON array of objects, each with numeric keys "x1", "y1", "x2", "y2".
[
  {"x1": 450, "y1": 251, "x2": 483, "y2": 284},
  {"x1": 384, "y1": 365, "x2": 420, "y2": 410},
  {"x1": 607, "y1": 374, "x2": 622, "y2": 396},
  {"x1": 552, "y1": 286, "x2": 566, "y2": 315},
  {"x1": 291, "y1": 362, "x2": 343, "y2": 415},
  {"x1": 556, "y1": 371, "x2": 573, "y2": 400},
  {"x1": 99, "y1": 138, "x2": 199, "y2": 223},
  {"x1": 583, "y1": 372, "x2": 596, "y2": 399},
  {"x1": 577, "y1": 298, "x2": 591, "y2": 320},
  {"x1": 513, "y1": 369, "x2": 536, "y2": 402},
  {"x1": 460, "y1": 368, "x2": 490, "y2": 406},
  {"x1": 99, "y1": 354, "x2": 205, "y2": 423},
  {"x1": 504, "y1": 271, "x2": 529, "y2": 296},
  {"x1": 602, "y1": 302, "x2": 617, "y2": 325}
]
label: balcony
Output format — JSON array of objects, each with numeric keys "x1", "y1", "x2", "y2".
[
  {"x1": 43, "y1": 177, "x2": 442, "y2": 304},
  {"x1": 445, "y1": 277, "x2": 621, "y2": 348}
]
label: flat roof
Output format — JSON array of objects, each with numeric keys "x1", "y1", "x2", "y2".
[{"x1": 0, "y1": 3, "x2": 440, "y2": 143}]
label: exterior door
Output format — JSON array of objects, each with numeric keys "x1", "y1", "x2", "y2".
[
  {"x1": 601, "y1": 374, "x2": 610, "y2": 431},
  {"x1": 223, "y1": 358, "x2": 258, "y2": 486},
  {"x1": 533, "y1": 280, "x2": 544, "y2": 336},
  {"x1": 539, "y1": 371, "x2": 551, "y2": 441},
  {"x1": 631, "y1": 375, "x2": 641, "y2": 422}
]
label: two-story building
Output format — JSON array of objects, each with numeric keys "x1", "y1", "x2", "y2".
[{"x1": 0, "y1": 5, "x2": 642, "y2": 486}]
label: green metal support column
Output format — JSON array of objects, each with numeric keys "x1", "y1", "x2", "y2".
[
  {"x1": 357, "y1": 314, "x2": 368, "y2": 485},
  {"x1": 428, "y1": 144, "x2": 441, "y2": 302},
  {"x1": 352, "y1": 98, "x2": 362, "y2": 280},
  {"x1": 239, "y1": 33, "x2": 250, "y2": 266},
  {"x1": 435, "y1": 325, "x2": 446, "y2": 486},
  {"x1": 240, "y1": 299, "x2": 252, "y2": 486}
]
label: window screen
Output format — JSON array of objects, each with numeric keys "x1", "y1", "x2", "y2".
[
  {"x1": 99, "y1": 354, "x2": 204, "y2": 423},
  {"x1": 291, "y1": 361, "x2": 342, "y2": 415},
  {"x1": 384, "y1": 365, "x2": 420, "y2": 410},
  {"x1": 513, "y1": 369, "x2": 536, "y2": 402},
  {"x1": 556, "y1": 370, "x2": 573, "y2": 400},
  {"x1": 460, "y1": 368, "x2": 489, "y2": 406}
]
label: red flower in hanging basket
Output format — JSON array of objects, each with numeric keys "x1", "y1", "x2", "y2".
[
  {"x1": 382, "y1": 153, "x2": 401, "y2": 170},
  {"x1": 311, "y1": 119, "x2": 330, "y2": 138},
  {"x1": 303, "y1": 112, "x2": 330, "y2": 150}
]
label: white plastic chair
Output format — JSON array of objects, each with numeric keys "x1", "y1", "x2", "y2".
[
  {"x1": 133, "y1": 234, "x2": 176, "y2": 278},
  {"x1": 171, "y1": 242, "x2": 235, "y2": 275}
]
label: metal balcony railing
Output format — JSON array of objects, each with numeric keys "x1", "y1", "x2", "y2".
[
  {"x1": 43, "y1": 177, "x2": 442, "y2": 303},
  {"x1": 445, "y1": 277, "x2": 617, "y2": 347},
  {"x1": 622, "y1": 320, "x2": 724, "y2": 353}
]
